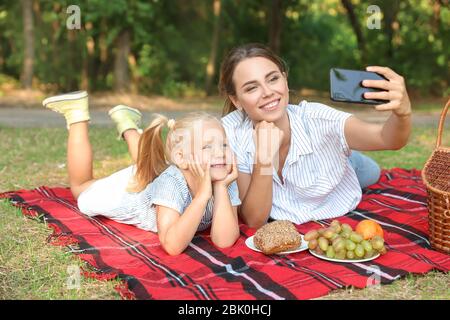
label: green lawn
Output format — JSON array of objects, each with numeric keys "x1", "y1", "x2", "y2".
[{"x1": 0, "y1": 124, "x2": 449, "y2": 299}]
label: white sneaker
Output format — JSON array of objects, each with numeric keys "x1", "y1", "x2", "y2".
[
  {"x1": 108, "y1": 105, "x2": 143, "y2": 140},
  {"x1": 43, "y1": 91, "x2": 89, "y2": 129}
]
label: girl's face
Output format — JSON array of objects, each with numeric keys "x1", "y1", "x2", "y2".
[
  {"x1": 230, "y1": 57, "x2": 289, "y2": 123},
  {"x1": 198, "y1": 120, "x2": 233, "y2": 181},
  {"x1": 175, "y1": 120, "x2": 232, "y2": 181}
]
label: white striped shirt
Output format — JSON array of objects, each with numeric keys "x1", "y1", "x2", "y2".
[
  {"x1": 221, "y1": 101, "x2": 362, "y2": 224},
  {"x1": 78, "y1": 165, "x2": 241, "y2": 232}
]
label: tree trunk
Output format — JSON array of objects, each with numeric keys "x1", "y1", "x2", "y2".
[
  {"x1": 92, "y1": 20, "x2": 108, "y2": 91},
  {"x1": 80, "y1": 35, "x2": 93, "y2": 91},
  {"x1": 67, "y1": 30, "x2": 79, "y2": 91},
  {"x1": 341, "y1": 0, "x2": 366, "y2": 64},
  {"x1": 21, "y1": 0, "x2": 34, "y2": 89},
  {"x1": 205, "y1": 0, "x2": 222, "y2": 96},
  {"x1": 267, "y1": 0, "x2": 283, "y2": 54},
  {"x1": 431, "y1": 0, "x2": 444, "y2": 34},
  {"x1": 128, "y1": 53, "x2": 139, "y2": 94},
  {"x1": 382, "y1": 0, "x2": 400, "y2": 59},
  {"x1": 114, "y1": 30, "x2": 130, "y2": 92}
]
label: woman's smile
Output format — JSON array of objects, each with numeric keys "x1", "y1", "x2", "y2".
[{"x1": 259, "y1": 98, "x2": 281, "y2": 112}]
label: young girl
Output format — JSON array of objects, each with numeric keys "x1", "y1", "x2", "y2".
[
  {"x1": 219, "y1": 43, "x2": 412, "y2": 228},
  {"x1": 42, "y1": 91, "x2": 241, "y2": 255}
]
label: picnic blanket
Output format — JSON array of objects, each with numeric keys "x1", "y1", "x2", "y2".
[{"x1": 1, "y1": 168, "x2": 449, "y2": 300}]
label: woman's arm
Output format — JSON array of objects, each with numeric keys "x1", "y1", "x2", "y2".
[
  {"x1": 236, "y1": 121, "x2": 282, "y2": 229},
  {"x1": 344, "y1": 66, "x2": 412, "y2": 151},
  {"x1": 236, "y1": 164, "x2": 273, "y2": 228}
]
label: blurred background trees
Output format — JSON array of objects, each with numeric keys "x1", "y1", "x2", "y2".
[{"x1": 0, "y1": 0, "x2": 448, "y2": 99}]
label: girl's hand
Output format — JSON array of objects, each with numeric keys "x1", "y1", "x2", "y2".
[
  {"x1": 187, "y1": 155, "x2": 212, "y2": 201},
  {"x1": 362, "y1": 66, "x2": 412, "y2": 117},
  {"x1": 253, "y1": 121, "x2": 284, "y2": 166},
  {"x1": 213, "y1": 155, "x2": 238, "y2": 189}
]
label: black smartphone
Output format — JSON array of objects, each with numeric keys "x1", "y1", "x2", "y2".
[{"x1": 330, "y1": 68, "x2": 389, "y2": 105}]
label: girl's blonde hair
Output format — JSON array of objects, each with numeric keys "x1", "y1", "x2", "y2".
[{"x1": 127, "y1": 112, "x2": 219, "y2": 193}]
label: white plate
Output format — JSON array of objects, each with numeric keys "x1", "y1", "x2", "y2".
[
  {"x1": 309, "y1": 249, "x2": 380, "y2": 263},
  {"x1": 245, "y1": 235, "x2": 309, "y2": 255}
]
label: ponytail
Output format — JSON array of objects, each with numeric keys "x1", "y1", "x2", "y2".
[
  {"x1": 127, "y1": 112, "x2": 217, "y2": 193},
  {"x1": 127, "y1": 114, "x2": 170, "y2": 193},
  {"x1": 222, "y1": 97, "x2": 237, "y2": 117}
]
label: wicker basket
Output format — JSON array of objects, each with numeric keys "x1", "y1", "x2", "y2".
[{"x1": 421, "y1": 98, "x2": 450, "y2": 254}]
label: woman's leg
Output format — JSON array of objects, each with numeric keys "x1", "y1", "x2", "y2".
[
  {"x1": 349, "y1": 151, "x2": 381, "y2": 189},
  {"x1": 43, "y1": 91, "x2": 96, "y2": 199}
]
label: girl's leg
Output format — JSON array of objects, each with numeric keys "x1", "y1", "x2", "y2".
[
  {"x1": 349, "y1": 151, "x2": 381, "y2": 189},
  {"x1": 123, "y1": 129, "x2": 141, "y2": 163},
  {"x1": 43, "y1": 91, "x2": 96, "y2": 199},
  {"x1": 67, "y1": 121, "x2": 96, "y2": 199},
  {"x1": 109, "y1": 105, "x2": 142, "y2": 163}
]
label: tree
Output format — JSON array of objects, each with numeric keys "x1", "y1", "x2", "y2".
[
  {"x1": 20, "y1": 0, "x2": 34, "y2": 89},
  {"x1": 380, "y1": 0, "x2": 400, "y2": 59},
  {"x1": 267, "y1": 0, "x2": 283, "y2": 54},
  {"x1": 205, "y1": 0, "x2": 222, "y2": 96},
  {"x1": 341, "y1": 0, "x2": 366, "y2": 64},
  {"x1": 114, "y1": 29, "x2": 130, "y2": 92}
]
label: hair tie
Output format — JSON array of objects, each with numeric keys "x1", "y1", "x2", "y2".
[{"x1": 167, "y1": 118, "x2": 176, "y2": 129}]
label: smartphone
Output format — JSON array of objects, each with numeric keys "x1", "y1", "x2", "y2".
[{"x1": 330, "y1": 68, "x2": 389, "y2": 105}]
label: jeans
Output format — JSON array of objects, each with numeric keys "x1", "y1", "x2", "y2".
[{"x1": 349, "y1": 151, "x2": 381, "y2": 188}]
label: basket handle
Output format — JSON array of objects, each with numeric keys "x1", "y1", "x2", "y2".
[{"x1": 436, "y1": 98, "x2": 450, "y2": 148}]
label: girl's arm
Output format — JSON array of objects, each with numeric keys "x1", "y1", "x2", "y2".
[
  {"x1": 236, "y1": 121, "x2": 283, "y2": 229},
  {"x1": 210, "y1": 158, "x2": 240, "y2": 248},
  {"x1": 156, "y1": 159, "x2": 212, "y2": 256},
  {"x1": 344, "y1": 66, "x2": 412, "y2": 151},
  {"x1": 210, "y1": 185, "x2": 239, "y2": 248},
  {"x1": 156, "y1": 194, "x2": 209, "y2": 256}
]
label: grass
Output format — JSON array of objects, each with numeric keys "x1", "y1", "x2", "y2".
[
  {"x1": 0, "y1": 124, "x2": 449, "y2": 300},
  {"x1": 363, "y1": 125, "x2": 448, "y2": 169},
  {"x1": 0, "y1": 200, "x2": 121, "y2": 299},
  {"x1": 0, "y1": 126, "x2": 129, "y2": 300}
]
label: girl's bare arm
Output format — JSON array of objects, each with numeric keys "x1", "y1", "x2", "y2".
[{"x1": 210, "y1": 185, "x2": 240, "y2": 248}]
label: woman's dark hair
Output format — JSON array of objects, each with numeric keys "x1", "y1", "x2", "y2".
[{"x1": 219, "y1": 43, "x2": 288, "y2": 116}]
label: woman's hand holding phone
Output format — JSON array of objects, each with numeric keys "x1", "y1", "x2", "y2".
[{"x1": 362, "y1": 66, "x2": 411, "y2": 117}]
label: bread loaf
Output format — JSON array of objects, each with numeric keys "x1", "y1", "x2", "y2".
[{"x1": 253, "y1": 220, "x2": 301, "y2": 254}]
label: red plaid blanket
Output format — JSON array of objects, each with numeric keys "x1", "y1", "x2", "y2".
[{"x1": 1, "y1": 168, "x2": 449, "y2": 300}]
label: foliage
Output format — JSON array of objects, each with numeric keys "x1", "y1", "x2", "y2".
[{"x1": 0, "y1": 0, "x2": 448, "y2": 98}]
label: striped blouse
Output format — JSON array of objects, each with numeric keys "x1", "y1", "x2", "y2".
[
  {"x1": 221, "y1": 101, "x2": 362, "y2": 224},
  {"x1": 78, "y1": 165, "x2": 241, "y2": 232},
  {"x1": 147, "y1": 165, "x2": 242, "y2": 231}
]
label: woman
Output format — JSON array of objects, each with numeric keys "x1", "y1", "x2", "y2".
[{"x1": 219, "y1": 43, "x2": 412, "y2": 228}]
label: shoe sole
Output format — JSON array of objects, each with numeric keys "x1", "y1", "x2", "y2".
[
  {"x1": 42, "y1": 91, "x2": 88, "y2": 107},
  {"x1": 108, "y1": 105, "x2": 142, "y2": 117}
]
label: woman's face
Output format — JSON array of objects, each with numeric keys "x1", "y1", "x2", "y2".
[{"x1": 230, "y1": 57, "x2": 289, "y2": 123}]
